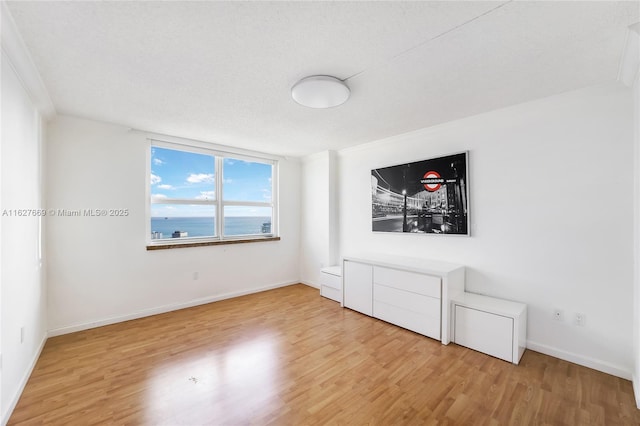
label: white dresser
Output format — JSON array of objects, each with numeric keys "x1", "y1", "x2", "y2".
[{"x1": 342, "y1": 254, "x2": 465, "y2": 345}]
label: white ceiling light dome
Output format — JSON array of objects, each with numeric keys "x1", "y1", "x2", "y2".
[{"x1": 291, "y1": 75, "x2": 350, "y2": 108}]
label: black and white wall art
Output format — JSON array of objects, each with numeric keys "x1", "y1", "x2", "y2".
[{"x1": 371, "y1": 152, "x2": 469, "y2": 235}]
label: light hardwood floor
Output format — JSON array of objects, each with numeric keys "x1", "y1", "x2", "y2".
[{"x1": 9, "y1": 284, "x2": 640, "y2": 425}]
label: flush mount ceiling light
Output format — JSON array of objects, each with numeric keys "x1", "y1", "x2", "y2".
[{"x1": 291, "y1": 75, "x2": 350, "y2": 108}]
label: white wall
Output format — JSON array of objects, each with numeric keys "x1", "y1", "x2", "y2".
[
  {"x1": 328, "y1": 150, "x2": 339, "y2": 267},
  {"x1": 1, "y1": 54, "x2": 47, "y2": 422},
  {"x1": 337, "y1": 82, "x2": 635, "y2": 378},
  {"x1": 632, "y1": 28, "x2": 640, "y2": 407},
  {"x1": 46, "y1": 115, "x2": 301, "y2": 334},
  {"x1": 634, "y1": 65, "x2": 640, "y2": 406},
  {"x1": 300, "y1": 150, "x2": 340, "y2": 287},
  {"x1": 300, "y1": 152, "x2": 330, "y2": 287}
]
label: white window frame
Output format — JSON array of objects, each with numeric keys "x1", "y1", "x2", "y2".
[{"x1": 146, "y1": 138, "x2": 279, "y2": 247}]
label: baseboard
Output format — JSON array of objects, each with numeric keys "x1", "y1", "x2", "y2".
[
  {"x1": 2, "y1": 333, "x2": 47, "y2": 426},
  {"x1": 527, "y1": 340, "x2": 632, "y2": 380},
  {"x1": 300, "y1": 280, "x2": 320, "y2": 289},
  {"x1": 48, "y1": 280, "x2": 299, "y2": 337}
]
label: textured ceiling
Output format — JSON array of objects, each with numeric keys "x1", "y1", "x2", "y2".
[{"x1": 6, "y1": 1, "x2": 640, "y2": 157}]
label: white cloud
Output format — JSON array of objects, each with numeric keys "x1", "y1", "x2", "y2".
[
  {"x1": 223, "y1": 178, "x2": 233, "y2": 184},
  {"x1": 153, "y1": 158, "x2": 165, "y2": 165},
  {"x1": 195, "y1": 191, "x2": 216, "y2": 200},
  {"x1": 157, "y1": 184, "x2": 175, "y2": 190},
  {"x1": 151, "y1": 194, "x2": 167, "y2": 202},
  {"x1": 187, "y1": 173, "x2": 214, "y2": 183},
  {"x1": 150, "y1": 173, "x2": 162, "y2": 185}
]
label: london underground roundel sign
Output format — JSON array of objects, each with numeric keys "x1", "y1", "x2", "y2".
[{"x1": 422, "y1": 171, "x2": 442, "y2": 192}]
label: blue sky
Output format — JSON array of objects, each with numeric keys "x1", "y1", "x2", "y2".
[{"x1": 150, "y1": 147, "x2": 272, "y2": 217}]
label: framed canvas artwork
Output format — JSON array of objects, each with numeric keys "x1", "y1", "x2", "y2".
[{"x1": 371, "y1": 151, "x2": 469, "y2": 235}]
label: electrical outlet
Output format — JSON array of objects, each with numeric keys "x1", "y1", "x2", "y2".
[
  {"x1": 575, "y1": 313, "x2": 585, "y2": 326},
  {"x1": 553, "y1": 310, "x2": 563, "y2": 321}
]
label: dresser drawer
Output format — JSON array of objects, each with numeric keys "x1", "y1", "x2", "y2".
[
  {"x1": 321, "y1": 285, "x2": 341, "y2": 302},
  {"x1": 374, "y1": 300, "x2": 441, "y2": 340},
  {"x1": 373, "y1": 266, "x2": 440, "y2": 298},
  {"x1": 373, "y1": 283, "x2": 440, "y2": 316},
  {"x1": 320, "y1": 267, "x2": 342, "y2": 290}
]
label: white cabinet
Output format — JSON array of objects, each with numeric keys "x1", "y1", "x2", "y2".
[
  {"x1": 320, "y1": 266, "x2": 342, "y2": 303},
  {"x1": 342, "y1": 254, "x2": 465, "y2": 344},
  {"x1": 452, "y1": 292, "x2": 527, "y2": 364}
]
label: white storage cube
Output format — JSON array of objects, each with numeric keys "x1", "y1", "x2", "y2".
[{"x1": 452, "y1": 292, "x2": 527, "y2": 364}]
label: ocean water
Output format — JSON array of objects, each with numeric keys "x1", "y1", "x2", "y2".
[{"x1": 151, "y1": 216, "x2": 271, "y2": 239}]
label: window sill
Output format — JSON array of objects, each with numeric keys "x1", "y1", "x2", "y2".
[{"x1": 146, "y1": 236, "x2": 281, "y2": 251}]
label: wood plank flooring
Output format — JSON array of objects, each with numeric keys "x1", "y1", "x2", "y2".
[{"x1": 9, "y1": 284, "x2": 640, "y2": 425}]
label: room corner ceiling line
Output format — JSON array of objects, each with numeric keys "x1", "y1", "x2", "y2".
[
  {"x1": 1, "y1": 3, "x2": 55, "y2": 119},
  {"x1": 344, "y1": 0, "x2": 513, "y2": 82},
  {"x1": 617, "y1": 22, "x2": 640, "y2": 87}
]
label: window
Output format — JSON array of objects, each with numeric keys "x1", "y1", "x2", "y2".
[
  {"x1": 148, "y1": 140, "x2": 277, "y2": 248},
  {"x1": 222, "y1": 157, "x2": 274, "y2": 236}
]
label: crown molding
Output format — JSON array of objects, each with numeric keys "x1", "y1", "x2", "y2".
[
  {"x1": 618, "y1": 22, "x2": 640, "y2": 87},
  {"x1": 1, "y1": 2, "x2": 56, "y2": 119}
]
